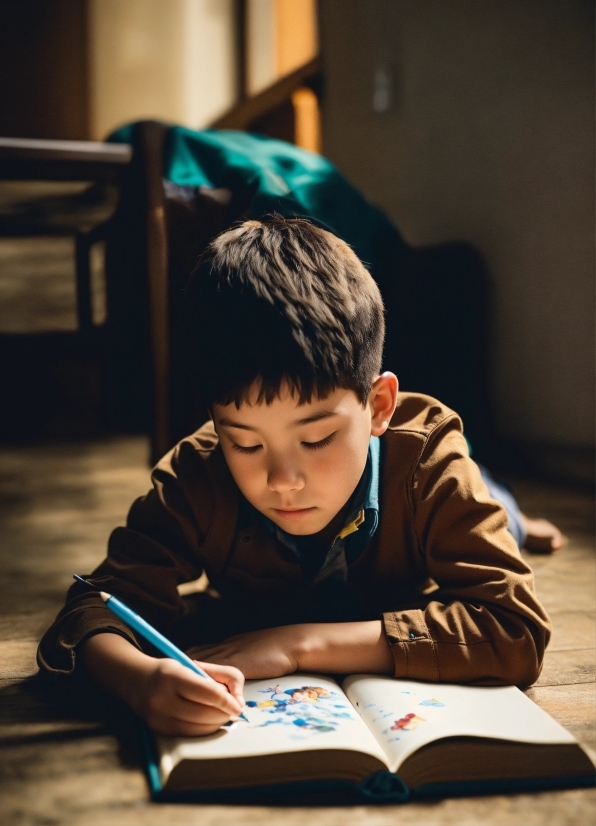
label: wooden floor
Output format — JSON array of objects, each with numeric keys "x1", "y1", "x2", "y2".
[{"x1": 0, "y1": 436, "x2": 594, "y2": 825}]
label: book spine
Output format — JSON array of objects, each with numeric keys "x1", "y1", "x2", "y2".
[
  {"x1": 137, "y1": 721, "x2": 163, "y2": 797},
  {"x1": 414, "y1": 774, "x2": 596, "y2": 799}
]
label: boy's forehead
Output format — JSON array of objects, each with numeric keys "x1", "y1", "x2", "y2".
[{"x1": 213, "y1": 384, "x2": 364, "y2": 429}]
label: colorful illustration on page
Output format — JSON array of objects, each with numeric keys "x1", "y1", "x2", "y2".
[
  {"x1": 245, "y1": 685, "x2": 354, "y2": 735},
  {"x1": 419, "y1": 697, "x2": 445, "y2": 707},
  {"x1": 390, "y1": 712, "x2": 426, "y2": 731}
]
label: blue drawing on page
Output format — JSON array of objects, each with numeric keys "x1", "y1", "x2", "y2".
[
  {"x1": 419, "y1": 698, "x2": 445, "y2": 707},
  {"x1": 246, "y1": 685, "x2": 355, "y2": 734}
]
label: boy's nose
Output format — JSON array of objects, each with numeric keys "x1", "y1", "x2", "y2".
[{"x1": 266, "y1": 460, "x2": 305, "y2": 492}]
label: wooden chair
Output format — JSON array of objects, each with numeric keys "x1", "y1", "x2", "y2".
[{"x1": 0, "y1": 137, "x2": 132, "y2": 335}]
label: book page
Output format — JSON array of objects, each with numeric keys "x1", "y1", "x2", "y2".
[
  {"x1": 158, "y1": 674, "x2": 388, "y2": 782},
  {"x1": 343, "y1": 675, "x2": 577, "y2": 773}
]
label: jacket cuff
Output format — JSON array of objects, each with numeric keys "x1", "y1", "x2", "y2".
[
  {"x1": 382, "y1": 609, "x2": 440, "y2": 682},
  {"x1": 37, "y1": 604, "x2": 141, "y2": 679}
]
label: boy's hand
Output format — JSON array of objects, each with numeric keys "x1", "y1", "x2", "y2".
[
  {"x1": 80, "y1": 633, "x2": 244, "y2": 736},
  {"x1": 137, "y1": 658, "x2": 245, "y2": 736},
  {"x1": 188, "y1": 621, "x2": 395, "y2": 679},
  {"x1": 187, "y1": 626, "x2": 301, "y2": 680}
]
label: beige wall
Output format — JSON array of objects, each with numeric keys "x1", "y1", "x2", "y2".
[
  {"x1": 88, "y1": 0, "x2": 237, "y2": 139},
  {"x1": 320, "y1": 0, "x2": 594, "y2": 454}
]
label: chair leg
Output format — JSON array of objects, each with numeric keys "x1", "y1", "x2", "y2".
[
  {"x1": 135, "y1": 120, "x2": 171, "y2": 464},
  {"x1": 75, "y1": 220, "x2": 112, "y2": 336},
  {"x1": 75, "y1": 231, "x2": 93, "y2": 335},
  {"x1": 147, "y1": 204, "x2": 170, "y2": 465}
]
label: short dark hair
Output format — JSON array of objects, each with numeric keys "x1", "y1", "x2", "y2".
[{"x1": 182, "y1": 216, "x2": 385, "y2": 408}]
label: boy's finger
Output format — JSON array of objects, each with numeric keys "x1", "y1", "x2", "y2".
[
  {"x1": 167, "y1": 694, "x2": 235, "y2": 726},
  {"x1": 188, "y1": 645, "x2": 224, "y2": 662},
  {"x1": 150, "y1": 715, "x2": 230, "y2": 738},
  {"x1": 186, "y1": 644, "x2": 218, "y2": 658},
  {"x1": 199, "y1": 661, "x2": 245, "y2": 703},
  {"x1": 174, "y1": 670, "x2": 241, "y2": 714}
]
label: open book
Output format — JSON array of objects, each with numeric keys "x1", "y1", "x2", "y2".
[{"x1": 145, "y1": 674, "x2": 595, "y2": 800}]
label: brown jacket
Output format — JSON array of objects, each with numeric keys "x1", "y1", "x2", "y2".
[{"x1": 37, "y1": 393, "x2": 551, "y2": 687}]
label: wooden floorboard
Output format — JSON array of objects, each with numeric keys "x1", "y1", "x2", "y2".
[{"x1": 0, "y1": 437, "x2": 594, "y2": 825}]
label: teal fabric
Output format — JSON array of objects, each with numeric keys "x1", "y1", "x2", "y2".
[{"x1": 109, "y1": 125, "x2": 404, "y2": 279}]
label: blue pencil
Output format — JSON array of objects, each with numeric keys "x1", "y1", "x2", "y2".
[{"x1": 73, "y1": 575, "x2": 248, "y2": 722}]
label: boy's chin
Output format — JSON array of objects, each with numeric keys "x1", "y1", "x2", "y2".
[
  {"x1": 269, "y1": 509, "x2": 329, "y2": 536},
  {"x1": 271, "y1": 522, "x2": 324, "y2": 537}
]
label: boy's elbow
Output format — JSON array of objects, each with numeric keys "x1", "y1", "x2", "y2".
[
  {"x1": 496, "y1": 627, "x2": 547, "y2": 689},
  {"x1": 509, "y1": 655, "x2": 542, "y2": 690}
]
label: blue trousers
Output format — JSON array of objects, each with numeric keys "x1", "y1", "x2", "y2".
[{"x1": 478, "y1": 464, "x2": 526, "y2": 549}]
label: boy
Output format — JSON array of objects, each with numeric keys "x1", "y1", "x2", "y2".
[{"x1": 38, "y1": 217, "x2": 551, "y2": 737}]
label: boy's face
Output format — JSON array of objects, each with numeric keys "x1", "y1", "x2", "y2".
[{"x1": 212, "y1": 375, "x2": 398, "y2": 536}]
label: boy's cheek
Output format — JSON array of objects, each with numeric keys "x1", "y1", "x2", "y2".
[
  {"x1": 231, "y1": 465, "x2": 264, "y2": 503},
  {"x1": 219, "y1": 449, "x2": 257, "y2": 495}
]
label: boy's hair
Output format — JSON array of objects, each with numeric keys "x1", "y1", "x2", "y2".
[{"x1": 182, "y1": 216, "x2": 385, "y2": 408}]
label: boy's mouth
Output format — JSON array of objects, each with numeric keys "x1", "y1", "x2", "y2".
[{"x1": 273, "y1": 507, "x2": 316, "y2": 519}]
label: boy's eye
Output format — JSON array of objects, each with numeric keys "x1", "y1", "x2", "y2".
[
  {"x1": 302, "y1": 433, "x2": 336, "y2": 451},
  {"x1": 231, "y1": 443, "x2": 262, "y2": 455}
]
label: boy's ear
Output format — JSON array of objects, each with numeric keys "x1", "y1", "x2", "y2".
[{"x1": 369, "y1": 372, "x2": 399, "y2": 436}]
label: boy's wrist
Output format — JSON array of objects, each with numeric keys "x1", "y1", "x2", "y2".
[
  {"x1": 292, "y1": 621, "x2": 394, "y2": 675},
  {"x1": 291, "y1": 624, "x2": 326, "y2": 672}
]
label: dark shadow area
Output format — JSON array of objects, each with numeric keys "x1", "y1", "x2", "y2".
[{"x1": 0, "y1": 331, "x2": 106, "y2": 442}]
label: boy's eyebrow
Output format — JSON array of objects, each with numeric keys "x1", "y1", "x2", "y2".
[
  {"x1": 218, "y1": 418, "x2": 255, "y2": 431},
  {"x1": 294, "y1": 410, "x2": 337, "y2": 426},
  {"x1": 217, "y1": 411, "x2": 337, "y2": 431}
]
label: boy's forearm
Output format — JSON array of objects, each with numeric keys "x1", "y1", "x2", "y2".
[
  {"x1": 294, "y1": 621, "x2": 394, "y2": 675},
  {"x1": 186, "y1": 621, "x2": 395, "y2": 678},
  {"x1": 80, "y1": 632, "x2": 153, "y2": 710}
]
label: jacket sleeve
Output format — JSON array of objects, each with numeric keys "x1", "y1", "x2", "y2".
[
  {"x1": 37, "y1": 439, "x2": 217, "y2": 679},
  {"x1": 382, "y1": 416, "x2": 552, "y2": 688}
]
